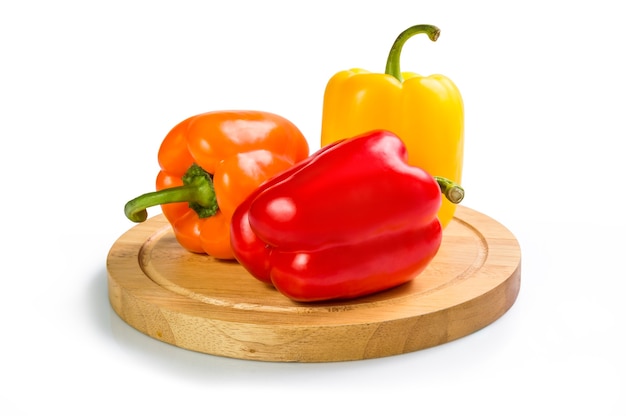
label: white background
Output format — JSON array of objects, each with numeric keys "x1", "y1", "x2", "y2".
[{"x1": 2, "y1": 0, "x2": 625, "y2": 414}]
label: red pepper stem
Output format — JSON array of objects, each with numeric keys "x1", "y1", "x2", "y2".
[
  {"x1": 124, "y1": 163, "x2": 218, "y2": 223},
  {"x1": 385, "y1": 24, "x2": 440, "y2": 82},
  {"x1": 434, "y1": 176, "x2": 464, "y2": 204}
]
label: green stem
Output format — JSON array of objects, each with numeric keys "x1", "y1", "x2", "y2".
[
  {"x1": 434, "y1": 176, "x2": 464, "y2": 204},
  {"x1": 124, "y1": 163, "x2": 218, "y2": 223},
  {"x1": 385, "y1": 24, "x2": 440, "y2": 82}
]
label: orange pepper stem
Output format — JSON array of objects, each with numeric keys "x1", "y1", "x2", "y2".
[
  {"x1": 434, "y1": 176, "x2": 464, "y2": 204},
  {"x1": 385, "y1": 24, "x2": 440, "y2": 83},
  {"x1": 124, "y1": 163, "x2": 218, "y2": 223}
]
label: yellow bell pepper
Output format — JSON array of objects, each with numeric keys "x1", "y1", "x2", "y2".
[{"x1": 320, "y1": 24, "x2": 464, "y2": 228}]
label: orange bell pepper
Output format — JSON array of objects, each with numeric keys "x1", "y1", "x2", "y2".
[{"x1": 124, "y1": 110, "x2": 309, "y2": 259}]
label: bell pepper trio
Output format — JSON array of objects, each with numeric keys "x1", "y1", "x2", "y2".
[{"x1": 124, "y1": 24, "x2": 465, "y2": 302}]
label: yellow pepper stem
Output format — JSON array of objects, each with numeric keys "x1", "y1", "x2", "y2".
[{"x1": 385, "y1": 24, "x2": 441, "y2": 82}]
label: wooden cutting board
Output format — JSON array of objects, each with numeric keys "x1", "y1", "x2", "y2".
[{"x1": 107, "y1": 205, "x2": 521, "y2": 362}]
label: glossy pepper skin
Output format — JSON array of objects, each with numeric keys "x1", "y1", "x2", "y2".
[
  {"x1": 230, "y1": 130, "x2": 464, "y2": 302},
  {"x1": 124, "y1": 110, "x2": 309, "y2": 259},
  {"x1": 320, "y1": 24, "x2": 463, "y2": 228}
]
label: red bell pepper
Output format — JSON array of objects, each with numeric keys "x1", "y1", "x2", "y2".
[{"x1": 230, "y1": 129, "x2": 464, "y2": 302}]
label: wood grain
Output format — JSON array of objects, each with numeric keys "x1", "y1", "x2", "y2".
[{"x1": 106, "y1": 205, "x2": 521, "y2": 362}]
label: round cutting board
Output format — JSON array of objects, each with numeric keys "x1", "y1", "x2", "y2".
[{"x1": 107, "y1": 206, "x2": 521, "y2": 362}]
